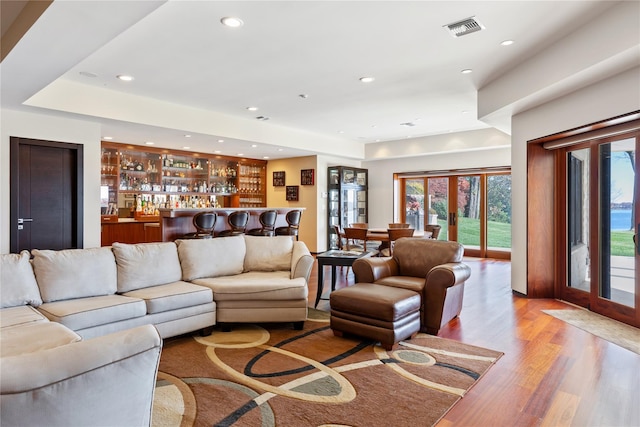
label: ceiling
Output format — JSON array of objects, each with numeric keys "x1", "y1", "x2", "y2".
[{"x1": 0, "y1": 1, "x2": 619, "y2": 160}]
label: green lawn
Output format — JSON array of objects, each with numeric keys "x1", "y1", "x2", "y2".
[{"x1": 437, "y1": 218, "x2": 635, "y2": 257}]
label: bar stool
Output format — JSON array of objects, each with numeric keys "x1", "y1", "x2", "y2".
[
  {"x1": 181, "y1": 212, "x2": 217, "y2": 239},
  {"x1": 217, "y1": 211, "x2": 250, "y2": 237},
  {"x1": 247, "y1": 210, "x2": 278, "y2": 236},
  {"x1": 275, "y1": 210, "x2": 302, "y2": 240}
]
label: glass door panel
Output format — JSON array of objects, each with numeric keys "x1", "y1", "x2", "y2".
[
  {"x1": 598, "y1": 138, "x2": 636, "y2": 308},
  {"x1": 487, "y1": 174, "x2": 512, "y2": 251},
  {"x1": 428, "y1": 177, "x2": 448, "y2": 239},
  {"x1": 567, "y1": 148, "x2": 591, "y2": 294},
  {"x1": 457, "y1": 176, "x2": 481, "y2": 250},
  {"x1": 405, "y1": 178, "x2": 425, "y2": 231}
]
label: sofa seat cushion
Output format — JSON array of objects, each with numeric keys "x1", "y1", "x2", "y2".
[
  {"x1": 192, "y1": 271, "x2": 308, "y2": 302},
  {"x1": 37, "y1": 295, "x2": 146, "y2": 331},
  {"x1": 123, "y1": 281, "x2": 213, "y2": 314},
  {"x1": 0, "y1": 305, "x2": 49, "y2": 329},
  {"x1": 0, "y1": 321, "x2": 81, "y2": 357},
  {"x1": 374, "y1": 276, "x2": 426, "y2": 294}
]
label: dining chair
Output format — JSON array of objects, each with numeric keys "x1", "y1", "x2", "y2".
[
  {"x1": 247, "y1": 210, "x2": 278, "y2": 236},
  {"x1": 181, "y1": 211, "x2": 217, "y2": 239},
  {"x1": 379, "y1": 227, "x2": 415, "y2": 256},
  {"x1": 349, "y1": 223, "x2": 368, "y2": 229},
  {"x1": 343, "y1": 227, "x2": 368, "y2": 251},
  {"x1": 424, "y1": 224, "x2": 442, "y2": 240},
  {"x1": 217, "y1": 211, "x2": 250, "y2": 236},
  {"x1": 333, "y1": 225, "x2": 346, "y2": 250},
  {"x1": 388, "y1": 223, "x2": 411, "y2": 229}
]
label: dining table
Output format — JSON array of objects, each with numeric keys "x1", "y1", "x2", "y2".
[{"x1": 365, "y1": 228, "x2": 432, "y2": 242}]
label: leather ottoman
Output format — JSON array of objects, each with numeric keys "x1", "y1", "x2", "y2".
[{"x1": 330, "y1": 283, "x2": 421, "y2": 350}]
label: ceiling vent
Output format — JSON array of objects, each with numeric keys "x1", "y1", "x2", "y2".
[
  {"x1": 400, "y1": 122, "x2": 416, "y2": 127},
  {"x1": 444, "y1": 17, "x2": 485, "y2": 38}
]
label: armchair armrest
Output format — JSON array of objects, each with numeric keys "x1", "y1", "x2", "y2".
[
  {"x1": 352, "y1": 257, "x2": 399, "y2": 283},
  {"x1": 1, "y1": 324, "x2": 162, "y2": 427},
  {"x1": 291, "y1": 241, "x2": 313, "y2": 282},
  {"x1": 423, "y1": 262, "x2": 471, "y2": 334}
]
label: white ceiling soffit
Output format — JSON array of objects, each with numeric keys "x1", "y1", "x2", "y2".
[{"x1": 3, "y1": 1, "x2": 625, "y2": 160}]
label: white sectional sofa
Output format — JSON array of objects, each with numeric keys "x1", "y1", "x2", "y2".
[{"x1": 0, "y1": 235, "x2": 313, "y2": 426}]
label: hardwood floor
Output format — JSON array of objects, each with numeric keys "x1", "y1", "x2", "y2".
[{"x1": 309, "y1": 257, "x2": 640, "y2": 427}]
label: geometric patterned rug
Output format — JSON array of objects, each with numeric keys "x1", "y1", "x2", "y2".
[
  {"x1": 152, "y1": 310, "x2": 502, "y2": 426},
  {"x1": 543, "y1": 308, "x2": 640, "y2": 355}
]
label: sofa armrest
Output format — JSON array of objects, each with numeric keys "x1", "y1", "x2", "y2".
[
  {"x1": 291, "y1": 241, "x2": 314, "y2": 282},
  {"x1": 1, "y1": 324, "x2": 162, "y2": 427},
  {"x1": 352, "y1": 257, "x2": 399, "y2": 283}
]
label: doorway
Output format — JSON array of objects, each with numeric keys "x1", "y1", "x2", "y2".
[
  {"x1": 399, "y1": 170, "x2": 511, "y2": 259},
  {"x1": 558, "y1": 133, "x2": 638, "y2": 325},
  {"x1": 10, "y1": 137, "x2": 83, "y2": 252}
]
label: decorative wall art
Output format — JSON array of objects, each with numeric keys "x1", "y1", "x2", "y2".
[
  {"x1": 273, "y1": 171, "x2": 285, "y2": 187},
  {"x1": 286, "y1": 185, "x2": 299, "y2": 201},
  {"x1": 301, "y1": 169, "x2": 315, "y2": 185}
]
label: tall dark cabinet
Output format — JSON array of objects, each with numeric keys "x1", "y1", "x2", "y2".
[{"x1": 327, "y1": 166, "x2": 368, "y2": 249}]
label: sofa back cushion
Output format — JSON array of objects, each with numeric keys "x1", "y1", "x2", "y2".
[
  {"x1": 112, "y1": 242, "x2": 183, "y2": 293},
  {"x1": 392, "y1": 238, "x2": 464, "y2": 278},
  {"x1": 0, "y1": 251, "x2": 43, "y2": 308},
  {"x1": 243, "y1": 235, "x2": 293, "y2": 272},
  {"x1": 176, "y1": 235, "x2": 246, "y2": 281},
  {"x1": 32, "y1": 247, "x2": 117, "y2": 303}
]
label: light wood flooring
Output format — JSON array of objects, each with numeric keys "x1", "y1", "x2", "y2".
[{"x1": 310, "y1": 257, "x2": 640, "y2": 427}]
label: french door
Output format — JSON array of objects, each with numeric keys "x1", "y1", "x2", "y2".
[
  {"x1": 400, "y1": 171, "x2": 511, "y2": 259},
  {"x1": 558, "y1": 132, "x2": 639, "y2": 326}
]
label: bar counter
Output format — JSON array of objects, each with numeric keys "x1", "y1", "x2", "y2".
[{"x1": 158, "y1": 207, "x2": 304, "y2": 242}]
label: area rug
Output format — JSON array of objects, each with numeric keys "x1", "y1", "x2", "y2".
[
  {"x1": 543, "y1": 309, "x2": 640, "y2": 355},
  {"x1": 152, "y1": 310, "x2": 502, "y2": 426}
]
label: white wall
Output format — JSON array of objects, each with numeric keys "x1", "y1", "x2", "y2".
[
  {"x1": 510, "y1": 66, "x2": 640, "y2": 294},
  {"x1": 363, "y1": 128, "x2": 511, "y2": 229},
  {"x1": 0, "y1": 109, "x2": 102, "y2": 253}
]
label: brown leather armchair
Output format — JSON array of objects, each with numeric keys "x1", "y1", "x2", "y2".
[{"x1": 352, "y1": 238, "x2": 470, "y2": 335}]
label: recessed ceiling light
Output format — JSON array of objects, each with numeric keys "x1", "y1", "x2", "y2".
[
  {"x1": 263, "y1": 156, "x2": 270, "y2": 159},
  {"x1": 338, "y1": 130, "x2": 345, "y2": 134},
  {"x1": 145, "y1": 141, "x2": 154, "y2": 145},
  {"x1": 214, "y1": 150, "x2": 221, "y2": 153},
  {"x1": 103, "y1": 136, "x2": 113, "y2": 140},
  {"x1": 79, "y1": 71, "x2": 97, "y2": 78},
  {"x1": 251, "y1": 144, "x2": 257, "y2": 148},
  {"x1": 246, "y1": 106, "x2": 258, "y2": 111},
  {"x1": 462, "y1": 110, "x2": 469, "y2": 114},
  {"x1": 221, "y1": 17, "x2": 243, "y2": 27},
  {"x1": 217, "y1": 139, "x2": 224, "y2": 143},
  {"x1": 277, "y1": 148, "x2": 284, "y2": 152},
  {"x1": 359, "y1": 76, "x2": 375, "y2": 83},
  {"x1": 461, "y1": 69, "x2": 472, "y2": 74},
  {"x1": 116, "y1": 74, "x2": 134, "y2": 81},
  {"x1": 237, "y1": 153, "x2": 244, "y2": 156},
  {"x1": 501, "y1": 40, "x2": 514, "y2": 46},
  {"x1": 184, "y1": 134, "x2": 191, "y2": 138},
  {"x1": 183, "y1": 146, "x2": 190, "y2": 149}
]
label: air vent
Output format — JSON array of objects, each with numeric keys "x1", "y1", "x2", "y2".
[
  {"x1": 400, "y1": 122, "x2": 416, "y2": 127},
  {"x1": 444, "y1": 16, "x2": 485, "y2": 38},
  {"x1": 255, "y1": 116, "x2": 270, "y2": 121}
]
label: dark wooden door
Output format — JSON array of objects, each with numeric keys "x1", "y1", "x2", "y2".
[{"x1": 10, "y1": 137, "x2": 83, "y2": 252}]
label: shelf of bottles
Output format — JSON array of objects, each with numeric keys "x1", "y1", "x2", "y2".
[
  {"x1": 101, "y1": 142, "x2": 267, "y2": 215},
  {"x1": 100, "y1": 147, "x2": 119, "y2": 217},
  {"x1": 238, "y1": 162, "x2": 266, "y2": 208}
]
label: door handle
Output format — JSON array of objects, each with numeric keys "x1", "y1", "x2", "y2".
[
  {"x1": 18, "y1": 218, "x2": 33, "y2": 224},
  {"x1": 449, "y1": 212, "x2": 456, "y2": 226}
]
